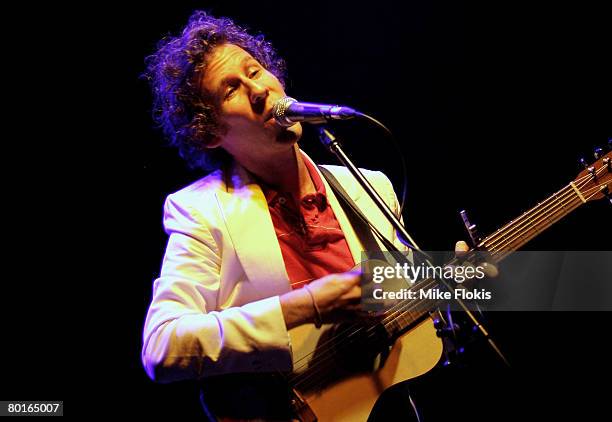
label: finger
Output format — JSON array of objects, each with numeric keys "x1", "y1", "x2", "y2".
[
  {"x1": 341, "y1": 285, "x2": 362, "y2": 301},
  {"x1": 455, "y1": 240, "x2": 470, "y2": 257},
  {"x1": 342, "y1": 270, "x2": 363, "y2": 286},
  {"x1": 356, "y1": 308, "x2": 384, "y2": 321},
  {"x1": 344, "y1": 301, "x2": 362, "y2": 311},
  {"x1": 481, "y1": 261, "x2": 499, "y2": 278}
]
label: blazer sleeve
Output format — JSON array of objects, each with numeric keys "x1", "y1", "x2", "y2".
[{"x1": 142, "y1": 194, "x2": 292, "y2": 383}]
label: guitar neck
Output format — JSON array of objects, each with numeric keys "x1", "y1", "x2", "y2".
[
  {"x1": 383, "y1": 182, "x2": 587, "y2": 336},
  {"x1": 476, "y1": 182, "x2": 586, "y2": 261}
]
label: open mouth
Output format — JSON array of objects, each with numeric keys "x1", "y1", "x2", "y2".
[{"x1": 264, "y1": 110, "x2": 275, "y2": 123}]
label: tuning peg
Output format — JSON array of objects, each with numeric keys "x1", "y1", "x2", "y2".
[
  {"x1": 594, "y1": 147, "x2": 604, "y2": 159},
  {"x1": 460, "y1": 209, "x2": 481, "y2": 247},
  {"x1": 601, "y1": 185, "x2": 612, "y2": 205},
  {"x1": 579, "y1": 158, "x2": 589, "y2": 169},
  {"x1": 436, "y1": 327, "x2": 455, "y2": 338}
]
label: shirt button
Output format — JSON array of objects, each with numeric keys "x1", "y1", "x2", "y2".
[{"x1": 278, "y1": 197, "x2": 286, "y2": 204}]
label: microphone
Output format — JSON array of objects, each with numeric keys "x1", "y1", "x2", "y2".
[{"x1": 272, "y1": 97, "x2": 357, "y2": 127}]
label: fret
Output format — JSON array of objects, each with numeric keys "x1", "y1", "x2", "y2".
[{"x1": 553, "y1": 191, "x2": 568, "y2": 211}]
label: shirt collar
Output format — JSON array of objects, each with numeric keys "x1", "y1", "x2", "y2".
[{"x1": 259, "y1": 150, "x2": 328, "y2": 205}]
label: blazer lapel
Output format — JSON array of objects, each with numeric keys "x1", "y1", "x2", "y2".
[
  {"x1": 214, "y1": 162, "x2": 290, "y2": 296},
  {"x1": 214, "y1": 152, "x2": 387, "y2": 293}
]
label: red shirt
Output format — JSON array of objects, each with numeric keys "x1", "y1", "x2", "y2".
[{"x1": 260, "y1": 155, "x2": 355, "y2": 289}]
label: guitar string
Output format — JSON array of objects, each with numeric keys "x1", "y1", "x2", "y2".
[
  {"x1": 483, "y1": 184, "x2": 577, "y2": 250},
  {"x1": 289, "y1": 172, "x2": 603, "y2": 390},
  {"x1": 290, "y1": 276, "x2": 442, "y2": 390},
  {"x1": 374, "y1": 179, "x2": 605, "y2": 343},
  {"x1": 490, "y1": 194, "x2": 587, "y2": 262},
  {"x1": 376, "y1": 167, "x2": 606, "y2": 333},
  {"x1": 291, "y1": 184, "x2": 601, "y2": 392},
  {"x1": 478, "y1": 170, "x2": 597, "y2": 250},
  {"x1": 292, "y1": 279, "x2": 444, "y2": 388},
  {"x1": 484, "y1": 188, "x2": 583, "y2": 252},
  {"x1": 488, "y1": 199, "x2": 584, "y2": 260},
  {"x1": 289, "y1": 172, "x2": 603, "y2": 388},
  {"x1": 484, "y1": 163, "x2": 608, "y2": 249},
  {"x1": 482, "y1": 175, "x2": 590, "y2": 251},
  {"x1": 373, "y1": 171, "x2": 605, "y2": 330},
  {"x1": 290, "y1": 170, "x2": 600, "y2": 370},
  {"x1": 289, "y1": 169, "x2": 607, "y2": 390},
  {"x1": 484, "y1": 179, "x2": 604, "y2": 253}
]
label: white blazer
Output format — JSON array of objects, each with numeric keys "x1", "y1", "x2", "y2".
[{"x1": 142, "y1": 152, "x2": 407, "y2": 382}]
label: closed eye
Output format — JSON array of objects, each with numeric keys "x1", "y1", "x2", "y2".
[{"x1": 225, "y1": 84, "x2": 238, "y2": 99}]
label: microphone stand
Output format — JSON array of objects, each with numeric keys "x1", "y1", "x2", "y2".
[
  {"x1": 318, "y1": 127, "x2": 510, "y2": 367},
  {"x1": 318, "y1": 128, "x2": 422, "y2": 253}
]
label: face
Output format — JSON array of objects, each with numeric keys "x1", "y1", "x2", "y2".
[{"x1": 199, "y1": 44, "x2": 302, "y2": 164}]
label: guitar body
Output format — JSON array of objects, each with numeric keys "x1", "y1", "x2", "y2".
[{"x1": 289, "y1": 318, "x2": 442, "y2": 421}]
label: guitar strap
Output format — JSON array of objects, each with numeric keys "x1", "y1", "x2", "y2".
[
  {"x1": 318, "y1": 165, "x2": 402, "y2": 254},
  {"x1": 319, "y1": 166, "x2": 423, "y2": 422}
]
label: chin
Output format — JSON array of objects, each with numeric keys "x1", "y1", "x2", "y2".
[{"x1": 276, "y1": 123, "x2": 302, "y2": 144}]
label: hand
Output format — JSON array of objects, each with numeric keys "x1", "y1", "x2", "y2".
[
  {"x1": 280, "y1": 270, "x2": 364, "y2": 329},
  {"x1": 305, "y1": 270, "x2": 363, "y2": 323},
  {"x1": 454, "y1": 240, "x2": 498, "y2": 278}
]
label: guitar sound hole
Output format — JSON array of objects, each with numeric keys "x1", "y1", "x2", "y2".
[{"x1": 300, "y1": 321, "x2": 390, "y2": 392}]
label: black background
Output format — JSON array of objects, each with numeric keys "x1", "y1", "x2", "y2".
[{"x1": 3, "y1": 0, "x2": 610, "y2": 419}]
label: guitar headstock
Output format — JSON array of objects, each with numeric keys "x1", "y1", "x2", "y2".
[{"x1": 573, "y1": 144, "x2": 612, "y2": 203}]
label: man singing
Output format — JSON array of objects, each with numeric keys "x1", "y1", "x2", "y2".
[{"x1": 142, "y1": 10, "x2": 468, "y2": 421}]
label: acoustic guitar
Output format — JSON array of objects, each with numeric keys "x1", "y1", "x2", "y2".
[{"x1": 209, "y1": 149, "x2": 611, "y2": 422}]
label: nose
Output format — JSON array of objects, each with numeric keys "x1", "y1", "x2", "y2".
[{"x1": 247, "y1": 79, "x2": 268, "y2": 105}]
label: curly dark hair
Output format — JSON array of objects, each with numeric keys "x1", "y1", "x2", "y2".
[{"x1": 143, "y1": 11, "x2": 287, "y2": 171}]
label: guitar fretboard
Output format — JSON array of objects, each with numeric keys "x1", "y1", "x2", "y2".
[{"x1": 382, "y1": 182, "x2": 586, "y2": 336}]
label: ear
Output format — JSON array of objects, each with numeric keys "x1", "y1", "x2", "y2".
[
  {"x1": 204, "y1": 121, "x2": 229, "y2": 149},
  {"x1": 205, "y1": 136, "x2": 223, "y2": 149}
]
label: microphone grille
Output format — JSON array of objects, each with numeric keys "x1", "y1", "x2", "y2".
[{"x1": 272, "y1": 96, "x2": 297, "y2": 127}]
